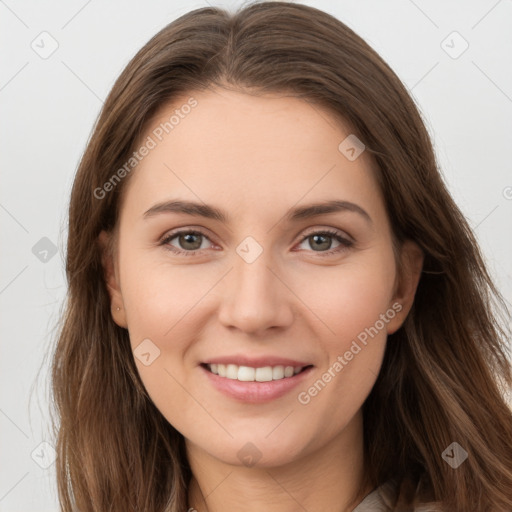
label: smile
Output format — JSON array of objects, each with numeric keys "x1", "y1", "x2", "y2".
[
  {"x1": 204, "y1": 363, "x2": 312, "y2": 382},
  {"x1": 200, "y1": 363, "x2": 314, "y2": 403}
]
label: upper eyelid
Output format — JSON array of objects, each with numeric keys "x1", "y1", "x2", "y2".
[{"x1": 161, "y1": 226, "x2": 216, "y2": 244}]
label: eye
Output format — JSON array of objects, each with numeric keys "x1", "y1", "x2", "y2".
[
  {"x1": 295, "y1": 229, "x2": 354, "y2": 257},
  {"x1": 160, "y1": 229, "x2": 213, "y2": 256}
]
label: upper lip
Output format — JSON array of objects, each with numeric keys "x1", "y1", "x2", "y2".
[{"x1": 202, "y1": 355, "x2": 313, "y2": 368}]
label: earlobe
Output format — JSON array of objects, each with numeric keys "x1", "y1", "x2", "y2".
[
  {"x1": 386, "y1": 240, "x2": 424, "y2": 335},
  {"x1": 98, "y1": 230, "x2": 128, "y2": 328}
]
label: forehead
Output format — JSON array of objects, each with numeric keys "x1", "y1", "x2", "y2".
[{"x1": 121, "y1": 87, "x2": 384, "y2": 223}]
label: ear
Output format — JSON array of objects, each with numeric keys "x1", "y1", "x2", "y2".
[
  {"x1": 386, "y1": 239, "x2": 424, "y2": 335},
  {"x1": 98, "y1": 230, "x2": 128, "y2": 328}
]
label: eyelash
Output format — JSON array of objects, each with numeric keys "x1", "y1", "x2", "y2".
[{"x1": 159, "y1": 228, "x2": 354, "y2": 258}]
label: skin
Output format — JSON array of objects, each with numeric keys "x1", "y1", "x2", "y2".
[{"x1": 99, "y1": 86, "x2": 424, "y2": 512}]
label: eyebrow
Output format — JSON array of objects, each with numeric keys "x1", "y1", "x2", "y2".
[{"x1": 143, "y1": 199, "x2": 372, "y2": 225}]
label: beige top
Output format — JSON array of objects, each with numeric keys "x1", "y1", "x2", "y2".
[
  {"x1": 352, "y1": 481, "x2": 394, "y2": 511},
  {"x1": 353, "y1": 479, "x2": 444, "y2": 511}
]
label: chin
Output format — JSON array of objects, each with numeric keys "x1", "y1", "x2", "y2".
[{"x1": 199, "y1": 435, "x2": 309, "y2": 469}]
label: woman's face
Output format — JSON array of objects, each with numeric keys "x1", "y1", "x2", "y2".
[{"x1": 101, "y1": 87, "x2": 422, "y2": 468}]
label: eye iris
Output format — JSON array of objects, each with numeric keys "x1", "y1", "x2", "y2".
[
  {"x1": 310, "y1": 234, "x2": 332, "y2": 251},
  {"x1": 180, "y1": 233, "x2": 202, "y2": 250}
]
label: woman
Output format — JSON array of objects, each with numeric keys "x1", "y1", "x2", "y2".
[{"x1": 50, "y1": 2, "x2": 512, "y2": 511}]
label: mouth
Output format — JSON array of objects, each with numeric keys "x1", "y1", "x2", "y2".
[
  {"x1": 201, "y1": 362, "x2": 314, "y2": 382},
  {"x1": 200, "y1": 362, "x2": 315, "y2": 403}
]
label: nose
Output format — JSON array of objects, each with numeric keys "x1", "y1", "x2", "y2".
[{"x1": 217, "y1": 250, "x2": 294, "y2": 335}]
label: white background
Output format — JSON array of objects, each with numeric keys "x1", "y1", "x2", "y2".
[{"x1": 1, "y1": 0, "x2": 511, "y2": 509}]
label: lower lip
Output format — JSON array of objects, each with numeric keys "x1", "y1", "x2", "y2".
[{"x1": 200, "y1": 364, "x2": 314, "y2": 403}]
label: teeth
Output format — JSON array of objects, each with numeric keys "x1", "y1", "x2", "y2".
[{"x1": 207, "y1": 363, "x2": 305, "y2": 381}]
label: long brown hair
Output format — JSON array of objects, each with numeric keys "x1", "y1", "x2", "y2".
[{"x1": 49, "y1": 2, "x2": 512, "y2": 510}]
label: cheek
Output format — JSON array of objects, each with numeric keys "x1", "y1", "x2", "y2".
[
  {"x1": 290, "y1": 252, "x2": 395, "y2": 423},
  {"x1": 118, "y1": 255, "x2": 208, "y2": 432},
  {"x1": 291, "y1": 248, "x2": 397, "y2": 343},
  {"x1": 120, "y1": 248, "x2": 213, "y2": 344},
  {"x1": 290, "y1": 267, "x2": 395, "y2": 447}
]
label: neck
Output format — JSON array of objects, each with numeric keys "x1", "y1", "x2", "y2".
[{"x1": 186, "y1": 410, "x2": 371, "y2": 512}]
